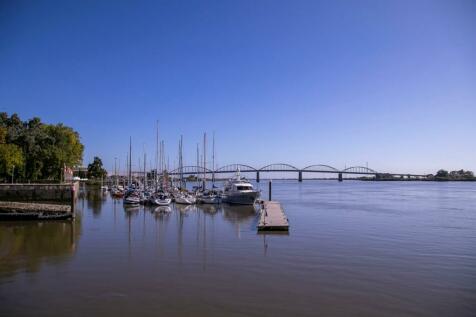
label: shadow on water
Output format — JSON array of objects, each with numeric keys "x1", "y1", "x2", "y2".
[{"x1": 0, "y1": 217, "x2": 81, "y2": 278}]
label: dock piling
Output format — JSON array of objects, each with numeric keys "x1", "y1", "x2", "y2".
[{"x1": 268, "y1": 180, "x2": 272, "y2": 201}]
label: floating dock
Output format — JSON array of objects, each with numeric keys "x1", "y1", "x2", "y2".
[{"x1": 257, "y1": 201, "x2": 289, "y2": 231}]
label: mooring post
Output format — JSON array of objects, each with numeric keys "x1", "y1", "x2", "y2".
[
  {"x1": 338, "y1": 173, "x2": 343, "y2": 182},
  {"x1": 268, "y1": 180, "x2": 272, "y2": 201}
]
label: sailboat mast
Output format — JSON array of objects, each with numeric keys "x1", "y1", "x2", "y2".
[
  {"x1": 196, "y1": 143, "x2": 200, "y2": 188},
  {"x1": 159, "y1": 138, "x2": 162, "y2": 175},
  {"x1": 212, "y1": 132, "x2": 215, "y2": 184},
  {"x1": 143, "y1": 151, "x2": 147, "y2": 189},
  {"x1": 155, "y1": 120, "x2": 159, "y2": 191},
  {"x1": 118, "y1": 158, "x2": 121, "y2": 186},
  {"x1": 203, "y1": 132, "x2": 207, "y2": 190},
  {"x1": 128, "y1": 136, "x2": 132, "y2": 186},
  {"x1": 125, "y1": 153, "x2": 128, "y2": 187},
  {"x1": 161, "y1": 141, "x2": 165, "y2": 174},
  {"x1": 114, "y1": 157, "x2": 118, "y2": 186},
  {"x1": 178, "y1": 135, "x2": 184, "y2": 188},
  {"x1": 161, "y1": 140, "x2": 165, "y2": 188}
]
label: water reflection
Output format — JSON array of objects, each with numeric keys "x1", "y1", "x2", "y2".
[
  {"x1": 174, "y1": 204, "x2": 195, "y2": 214},
  {"x1": 154, "y1": 206, "x2": 172, "y2": 213},
  {"x1": 123, "y1": 204, "x2": 140, "y2": 216},
  {"x1": 0, "y1": 218, "x2": 81, "y2": 278},
  {"x1": 153, "y1": 208, "x2": 172, "y2": 221},
  {"x1": 196, "y1": 204, "x2": 219, "y2": 215},
  {"x1": 85, "y1": 188, "x2": 107, "y2": 217},
  {"x1": 221, "y1": 204, "x2": 257, "y2": 223}
]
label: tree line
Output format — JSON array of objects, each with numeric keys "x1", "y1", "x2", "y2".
[
  {"x1": 434, "y1": 169, "x2": 475, "y2": 181},
  {"x1": 0, "y1": 113, "x2": 84, "y2": 182}
]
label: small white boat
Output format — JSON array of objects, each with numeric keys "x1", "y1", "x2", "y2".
[
  {"x1": 111, "y1": 188, "x2": 124, "y2": 198},
  {"x1": 175, "y1": 193, "x2": 196, "y2": 205},
  {"x1": 124, "y1": 191, "x2": 140, "y2": 205},
  {"x1": 152, "y1": 194, "x2": 172, "y2": 206},
  {"x1": 198, "y1": 190, "x2": 221, "y2": 204}
]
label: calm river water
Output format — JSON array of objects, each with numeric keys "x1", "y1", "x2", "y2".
[{"x1": 1, "y1": 181, "x2": 475, "y2": 317}]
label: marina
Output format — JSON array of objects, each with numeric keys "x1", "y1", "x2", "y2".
[{"x1": 1, "y1": 1, "x2": 474, "y2": 316}]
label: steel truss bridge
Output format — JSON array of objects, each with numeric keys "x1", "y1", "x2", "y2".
[{"x1": 166, "y1": 163, "x2": 426, "y2": 182}]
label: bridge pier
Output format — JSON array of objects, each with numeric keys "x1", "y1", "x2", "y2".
[
  {"x1": 256, "y1": 171, "x2": 260, "y2": 183},
  {"x1": 298, "y1": 171, "x2": 302, "y2": 182},
  {"x1": 338, "y1": 173, "x2": 343, "y2": 182}
]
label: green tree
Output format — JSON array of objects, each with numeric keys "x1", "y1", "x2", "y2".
[
  {"x1": 41, "y1": 124, "x2": 84, "y2": 180},
  {"x1": 87, "y1": 156, "x2": 107, "y2": 179},
  {"x1": 0, "y1": 113, "x2": 84, "y2": 181},
  {"x1": 463, "y1": 170, "x2": 474, "y2": 179},
  {"x1": 0, "y1": 126, "x2": 7, "y2": 143},
  {"x1": 436, "y1": 169, "x2": 449, "y2": 178},
  {"x1": 0, "y1": 143, "x2": 24, "y2": 180},
  {"x1": 18, "y1": 117, "x2": 48, "y2": 180}
]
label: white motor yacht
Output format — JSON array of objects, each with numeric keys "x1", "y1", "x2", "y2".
[{"x1": 221, "y1": 170, "x2": 259, "y2": 205}]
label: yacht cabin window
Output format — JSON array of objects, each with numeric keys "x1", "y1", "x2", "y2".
[{"x1": 236, "y1": 186, "x2": 252, "y2": 190}]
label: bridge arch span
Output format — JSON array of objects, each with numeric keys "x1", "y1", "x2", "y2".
[
  {"x1": 302, "y1": 164, "x2": 339, "y2": 172},
  {"x1": 215, "y1": 164, "x2": 257, "y2": 173},
  {"x1": 259, "y1": 163, "x2": 299, "y2": 171},
  {"x1": 169, "y1": 165, "x2": 213, "y2": 175},
  {"x1": 342, "y1": 166, "x2": 377, "y2": 174}
]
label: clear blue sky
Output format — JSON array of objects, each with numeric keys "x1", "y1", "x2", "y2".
[{"x1": 1, "y1": 0, "x2": 475, "y2": 174}]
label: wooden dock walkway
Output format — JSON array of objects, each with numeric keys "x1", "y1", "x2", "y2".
[{"x1": 257, "y1": 201, "x2": 289, "y2": 231}]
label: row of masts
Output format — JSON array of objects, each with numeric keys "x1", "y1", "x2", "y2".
[{"x1": 111, "y1": 123, "x2": 215, "y2": 192}]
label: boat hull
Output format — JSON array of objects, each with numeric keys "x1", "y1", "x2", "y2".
[
  {"x1": 221, "y1": 191, "x2": 259, "y2": 205},
  {"x1": 175, "y1": 197, "x2": 196, "y2": 204},
  {"x1": 153, "y1": 198, "x2": 172, "y2": 206},
  {"x1": 124, "y1": 197, "x2": 140, "y2": 205},
  {"x1": 200, "y1": 196, "x2": 221, "y2": 204}
]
